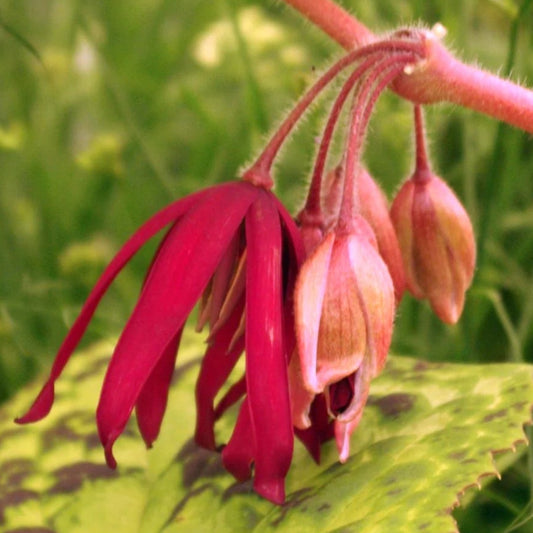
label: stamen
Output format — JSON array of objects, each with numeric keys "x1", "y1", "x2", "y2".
[{"x1": 209, "y1": 250, "x2": 247, "y2": 338}]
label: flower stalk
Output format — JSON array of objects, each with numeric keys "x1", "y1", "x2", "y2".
[{"x1": 283, "y1": 0, "x2": 533, "y2": 134}]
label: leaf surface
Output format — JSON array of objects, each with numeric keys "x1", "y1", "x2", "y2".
[{"x1": 1, "y1": 333, "x2": 531, "y2": 533}]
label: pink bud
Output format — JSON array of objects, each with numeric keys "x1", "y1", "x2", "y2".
[
  {"x1": 358, "y1": 168, "x2": 406, "y2": 303},
  {"x1": 294, "y1": 215, "x2": 395, "y2": 398},
  {"x1": 390, "y1": 172, "x2": 476, "y2": 324}
]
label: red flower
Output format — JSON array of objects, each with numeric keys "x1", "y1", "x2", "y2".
[{"x1": 16, "y1": 180, "x2": 304, "y2": 504}]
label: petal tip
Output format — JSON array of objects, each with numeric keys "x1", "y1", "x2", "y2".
[
  {"x1": 253, "y1": 478, "x2": 286, "y2": 505},
  {"x1": 15, "y1": 381, "x2": 55, "y2": 424}
]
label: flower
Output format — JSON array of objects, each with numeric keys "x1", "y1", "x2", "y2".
[
  {"x1": 16, "y1": 180, "x2": 304, "y2": 504},
  {"x1": 291, "y1": 215, "x2": 395, "y2": 459},
  {"x1": 390, "y1": 170, "x2": 476, "y2": 323}
]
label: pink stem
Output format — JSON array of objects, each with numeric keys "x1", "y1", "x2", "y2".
[
  {"x1": 420, "y1": 49, "x2": 533, "y2": 133},
  {"x1": 282, "y1": 0, "x2": 374, "y2": 49},
  {"x1": 304, "y1": 54, "x2": 384, "y2": 216},
  {"x1": 243, "y1": 40, "x2": 423, "y2": 188},
  {"x1": 282, "y1": 0, "x2": 533, "y2": 134},
  {"x1": 413, "y1": 104, "x2": 431, "y2": 174},
  {"x1": 337, "y1": 58, "x2": 414, "y2": 233}
]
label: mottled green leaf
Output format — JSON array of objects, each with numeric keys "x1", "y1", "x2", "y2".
[{"x1": 0, "y1": 332, "x2": 531, "y2": 532}]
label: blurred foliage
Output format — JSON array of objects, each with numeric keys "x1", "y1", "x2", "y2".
[{"x1": 0, "y1": 0, "x2": 533, "y2": 530}]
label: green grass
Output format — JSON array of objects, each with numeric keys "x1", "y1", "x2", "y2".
[{"x1": 1, "y1": 0, "x2": 533, "y2": 530}]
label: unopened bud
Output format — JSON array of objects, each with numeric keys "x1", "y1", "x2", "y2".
[
  {"x1": 294, "y1": 215, "x2": 395, "y2": 397},
  {"x1": 390, "y1": 172, "x2": 476, "y2": 323}
]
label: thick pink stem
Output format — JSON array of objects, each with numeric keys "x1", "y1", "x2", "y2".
[
  {"x1": 283, "y1": 0, "x2": 533, "y2": 134},
  {"x1": 394, "y1": 37, "x2": 533, "y2": 134},
  {"x1": 283, "y1": 0, "x2": 374, "y2": 49}
]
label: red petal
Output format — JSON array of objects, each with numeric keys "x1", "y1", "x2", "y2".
[
  {"x1": 221, "y1": 398, "x2": 254, "y2": 481},
  {"x1": 135, "y1": 329, "x2": 182, "y2": 448},
  {"x1": 97, "y1": 182, "x2": 259, "y2": 467},
  {"x1": 15, "y1": 189, "x2": 208, "y2": 424},
  {"x1": 213, "y1": 375, "x2": 246, "y2": 421},
  {"x1": 245, "y1": 191, "x2": 293, "y2": 505},
  {"x1": 272, "y1": 194, "x2": 306, "y2": 267},
  {"x1": 194, "y1": 299, "x2": 245, "y2": 450},
  {"x1": 295, "y1": 394, "x2": 333, "y2": 463}
]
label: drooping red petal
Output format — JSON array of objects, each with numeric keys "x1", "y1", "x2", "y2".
[
  {"x1": 213, "y1": 375, "x2": 246, "y2": 421},
  {"x1": 245, "y1": 191, "x2": 293, "y2": 505},
  {"x1": 194, "y1": 299, "x2": 245, "y2": 450},
  {"x1": 96, "y1": 182, "x2": 260, "y2": 467},
  {"x1": 15, "y1": 188, "x2": 208, "y2": 424},
  {"x1": 221, "y1": 398, "x2": 254, "y2": 482},
  {"x1": 135, "y1": 329, "x2": 182, "y2": 448}
]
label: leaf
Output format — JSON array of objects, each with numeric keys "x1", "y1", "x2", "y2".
[{"x1": 1, "y1": 332, "x2": 532, "y2": 532}]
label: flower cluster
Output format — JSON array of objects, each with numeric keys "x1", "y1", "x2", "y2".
[{"x1": 17, "y1": 28, "x2": 476, "y2": 504}]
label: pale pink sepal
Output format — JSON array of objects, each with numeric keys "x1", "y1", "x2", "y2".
[{"x1": 294, "y1": 232, "x2": 335, "y2": 394}]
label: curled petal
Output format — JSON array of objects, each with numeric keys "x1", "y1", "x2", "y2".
[
  {"x1": 209, "y1": 251, "x2": 247, "y2": 339},
  {"x1": 97, "y1": 182, "x2": 259, "y2": 467},
  {"x1": 194, "y1": 299, "x2": 245, "y2": 450},
  {"x1": 197, "y1": 232, "x2": 241, "y2": 333}
]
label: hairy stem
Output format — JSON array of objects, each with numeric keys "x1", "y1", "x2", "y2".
[
  {"x1": 337, "y1": 59, "x2": 413, "y2": 233},
  {"x1": 413, "y1": 105, "x2": 431, "y2": 175},
  {"x1": 243, "y1": 40, "x2": 422, "y2": 188},
  {"x1": 282, "y1": 0, "x2": 533, "y2": 134},
  {"x1": 282, "y1": 0, "x2": 374, "y2": 49},
  {"x1": 304, "y1": 54, "x2": 383, "y2": 217}
]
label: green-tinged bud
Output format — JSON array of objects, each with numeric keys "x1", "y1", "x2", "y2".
[
  {"x1": 390, "y1": 172, "x2": 476, "y2": 324},
  {"x1": 294, "y1": 215, "x2": 395, "y2": 397}
]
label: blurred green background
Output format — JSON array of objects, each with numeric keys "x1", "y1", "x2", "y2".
[{"x1": 0, "y1": 0, "x2": 533, "y2": 530}]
